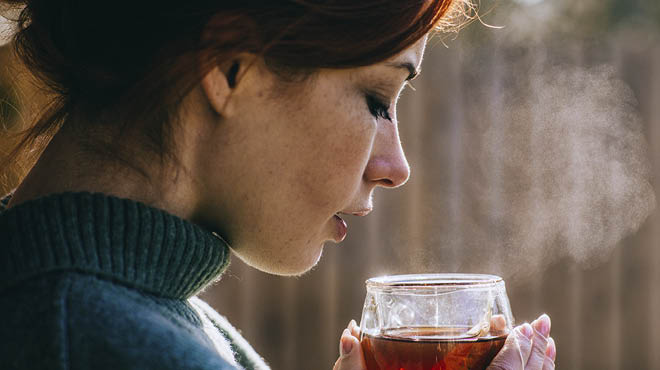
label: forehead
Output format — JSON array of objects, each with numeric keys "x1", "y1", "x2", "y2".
[
  {"x1": 355, "y1": 35, "x2": 428, "y2": 80},
  {"x1": 391, "y1": 35, "x2": 428, "y2": 71},
  {"x1": 295, "y1": 35, "x2": 429, "y2": 87}
]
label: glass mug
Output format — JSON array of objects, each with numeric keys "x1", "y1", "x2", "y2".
[{"x1": 359, "y1": 274, "x2": 514, "y2": 370}]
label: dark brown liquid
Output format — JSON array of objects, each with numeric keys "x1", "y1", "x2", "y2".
[{"x1": 361, "y1": 327, "x2": 507, "y2": 370}]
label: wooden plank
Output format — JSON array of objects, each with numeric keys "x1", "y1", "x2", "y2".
[{"x1": 647, "y1": 43, "x2": 660, "y2": 370}]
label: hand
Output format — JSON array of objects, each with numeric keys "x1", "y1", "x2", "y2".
[
  {"x1": 488, "y1": 314, "x2": 557, "y2": 370},
  {"x1": 333, "y1": 320, "x2": 367, "y2": 370}
]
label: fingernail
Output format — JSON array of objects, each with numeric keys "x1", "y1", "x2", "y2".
[
  {"x1": 533, "y1": 314, "x2": 551, "y2": 337},
  {"x1": 547, "y1": 337, "x2": 556, "y2": 361},
  {"x1": 350, "y1": 319, "x2": 357, "y2": 328},
  {"x1": 341, "y1": 330, "x2": 354, "y2": 356},
  {"x1": 520, "y1": 323, "x2": 534, "y2": 339}
]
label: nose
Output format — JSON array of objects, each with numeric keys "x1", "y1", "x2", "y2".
[{"x1": 363, "y1": 125, "x2": 410, "y2": 188}]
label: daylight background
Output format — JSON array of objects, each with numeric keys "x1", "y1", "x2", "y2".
[{"x1": 2, "y1": 0, "x2": 660, "y2": 369}]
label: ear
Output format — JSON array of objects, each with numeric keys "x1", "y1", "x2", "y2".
[{"x1": 200, "y1": 60, "x2": 242, "y2": 117}]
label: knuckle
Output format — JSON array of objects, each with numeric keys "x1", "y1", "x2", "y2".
[
  {"x1": 517, "y1": 334, "x2": 532, "y2": 346},
  {"x1": 501, "y1": 343, "x2": 521, "y2": 357},
  {"x1": 544, "y1": 358, "x2": 556, "y2": 370},
  {"x1": 534, "y1": 332, "x2": 548, "y2": 344},
  {"x1": 531, "y1": 340, "x2": 547, "y2": 358},
  {"x1": 532, "y1": 330, "x2": 548, "y2": 344},
  {"x1": 487, "y1": 363, "x2": 511, "y2": 370},
  {"x1": 514, "y1": 335, "x2": 532, "y2": 354}
]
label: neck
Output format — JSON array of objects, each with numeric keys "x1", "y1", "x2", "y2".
[{"x1": 9, "y1": 124, "x2": 200, "y2": 221}]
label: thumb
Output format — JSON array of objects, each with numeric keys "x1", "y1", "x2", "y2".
[{"x1": 333, "y1": 329, "x2": 366, "y2": 370}]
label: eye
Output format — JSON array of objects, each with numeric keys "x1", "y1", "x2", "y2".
[{"x1": 365, "y1": 93, "x2": 392, "y2": 122}]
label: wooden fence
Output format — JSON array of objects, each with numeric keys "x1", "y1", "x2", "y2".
[
  {"x1": 202, "y1": 25, "x2": 660, "y2": 370},
  {"x1": 2, "y1": 8, "x2": 659, "y2": 370}
]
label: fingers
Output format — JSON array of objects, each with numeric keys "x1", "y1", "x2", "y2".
[
  {"x1": 546, "y1": 337, "x2": 556, "y2": 361},
  {"x1": 542, "y1": 357, "x2": 555, "y2": 370},
  {"x1": 487, "y1": 324, "x2": 534, "y2": 370},
  {"x1": 333, "y1": 317, "x2": 555, "y2": 370},
  {"x1": 490, "y1": 314, "x2": 507, "y2": 332},
  {"x1": 518, "y1": 323, "x2": 534, "y2": 362},
  {"x1": 525, "y1": 314, "x2": 551, "y2": 369},
  {"x1": 542, "y1": 337, "x2": 557, "y2": 370},
  {"x1": 348, "y1": 319, "x2": 360, "y2": 338},
  {"x1": 333, "y1": 321, "x2": 367, "y2": 370}
]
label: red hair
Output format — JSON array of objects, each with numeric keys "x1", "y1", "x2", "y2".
[{"x1": 1, "y1": 0, "x2": 469, "y2": 178}]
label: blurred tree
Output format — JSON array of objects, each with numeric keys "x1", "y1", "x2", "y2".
[
  {"x1": 457, "y1": 0, "x2": 660, "y2": 45},
  {"x1": 609, "y1": 0, "x2": 660, "y2": 28}
]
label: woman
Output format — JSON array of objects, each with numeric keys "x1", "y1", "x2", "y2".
[{"x1": 0, "y1": 1, "x2": 556, "y2": 369}]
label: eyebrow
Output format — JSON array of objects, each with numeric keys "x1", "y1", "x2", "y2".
[{"x1": 385, "y1": 61, "x2": 420, "y2": 81}]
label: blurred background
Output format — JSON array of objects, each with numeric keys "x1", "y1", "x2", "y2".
[{"x1": 2, "y1": 0, "x2": 660, "y2": 369}]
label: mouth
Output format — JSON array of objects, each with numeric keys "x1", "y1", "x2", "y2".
[
  {"x1": 331, "y1": 208, "x2": 373, "y2": 243},
  {"x1": 332, "y1": 214, "x2": 348, "y2": 243},
  {"x1": 338, "y1": 209, "x2": 373, "y2": 217}
]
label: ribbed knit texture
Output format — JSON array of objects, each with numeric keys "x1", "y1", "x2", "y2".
[
  {"x1": 0, "y1": 192, "x2": 270, "y2": 370},
  {"x1": 0, "y1": 192, "x2": 230, "y2": 299}
]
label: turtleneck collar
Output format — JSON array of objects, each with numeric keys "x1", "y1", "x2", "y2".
[{"x1": 0, "y1": 192, "x2": 231, "y2": 299}]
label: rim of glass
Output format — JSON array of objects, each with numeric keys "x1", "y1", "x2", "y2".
[{"x1": 366, "y1": 273, "x2": 503, "y2": 288}]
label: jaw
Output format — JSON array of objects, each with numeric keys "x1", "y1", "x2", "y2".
[{"x1": 229, "y1": 233, "x2": 326, "y2": 276}]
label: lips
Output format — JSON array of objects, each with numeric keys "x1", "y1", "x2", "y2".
[
  {"x1": 333, "y1": 214, "x2": 347, "y2": 242},
  {"x1": 338, "y1": 209, "x2": 373, "y2": 217},
  {"x1": 331, "y1": 208, "x2": 372, "y2": 243}
]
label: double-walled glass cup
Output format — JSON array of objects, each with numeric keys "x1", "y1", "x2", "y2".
[{"x1": 359, "y1": 274, "x2": 514, "y2": 370}]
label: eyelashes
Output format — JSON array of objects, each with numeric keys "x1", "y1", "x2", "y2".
[{"x1": 365, "y1": 93, "x2": 392, "y2": 122}]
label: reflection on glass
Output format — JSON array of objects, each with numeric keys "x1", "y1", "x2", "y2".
[{"x1": 360, "y1": 274, "x2": 514, "y2": 370}]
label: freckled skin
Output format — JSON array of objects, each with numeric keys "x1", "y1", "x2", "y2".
[
  {"x1": 191, "y1": 38, "x2": 427, "y2": 276},
  {"x1": 10, "y1": 37, "x2": 427, "y2": 278}
]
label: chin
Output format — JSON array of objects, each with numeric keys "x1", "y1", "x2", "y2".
[{"x1": 234, "y1": 240, "x2": 325, "y2": 277}]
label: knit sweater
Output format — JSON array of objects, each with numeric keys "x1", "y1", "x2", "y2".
[{"x1": 0, "y1": 192, "x2": 270, "y2": 370}]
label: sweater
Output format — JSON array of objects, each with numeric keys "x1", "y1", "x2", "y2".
[{"x1": 0, "y1": 192, "x2": 270, "y2": 370}]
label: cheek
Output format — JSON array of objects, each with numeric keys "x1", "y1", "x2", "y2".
[
  {"x1": 229, "y1": 77, "x2": 376, "y2": 238},
  {"x1": 295, "y1": 109, "x2": 376, "y2": 209},
  {"x1": 324, "y1": 127, "x2": 374, "y2": 183}
]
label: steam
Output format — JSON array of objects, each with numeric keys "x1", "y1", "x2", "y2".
[
  {"x1": 385, "y1": 0, "x2": 659, "y2": 280},
  {"x1": 397, "y1": 60, "x2": 657, "y2": 280},
  {"x1": 468, "y1": 63, "x2": 656, "y2": 277}
]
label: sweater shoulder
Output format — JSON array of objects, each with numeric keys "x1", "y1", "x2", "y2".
[
  {"x1": 0, "y1": 272, "x2": 70, "y2": 369},
  {"x1": 65, "y1": 274, "x2": 241, "y2": 370},
  {"x1": 1, "y1": 272, "x2": 240, "y2": 370},
  {"x1": 189, "y1": 297, "x2": 270, "y2": 370}
]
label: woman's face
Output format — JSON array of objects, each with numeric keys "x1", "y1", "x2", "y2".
[{"x1": 192, "y1": 37, "x2": 427, "y2": 275}]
